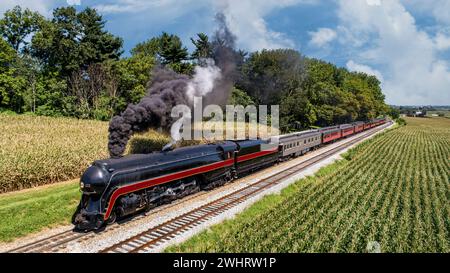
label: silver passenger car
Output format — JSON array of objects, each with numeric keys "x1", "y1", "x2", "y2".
[{"x1": 275, "y1": 129, "x2": 322, "y2": 158}]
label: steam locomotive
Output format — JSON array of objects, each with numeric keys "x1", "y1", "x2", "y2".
[{"x1": 72, "y1": 118, "x2": 388, "y2": 231}]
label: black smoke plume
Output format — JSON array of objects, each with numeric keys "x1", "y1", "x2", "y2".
[
  {"x1": 108, "y1": 69, "x2": 191, "y2": 157},
  {"x1": 107, "y1": 12, "x2": 238, "y2": 157},
  {"x1": 205, "y1": 12, "x2": 238, "y2": 106}
]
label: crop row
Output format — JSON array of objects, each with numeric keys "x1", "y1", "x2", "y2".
[{"x1": 167, "y1": 117, "x2": 450, "y2": 253}]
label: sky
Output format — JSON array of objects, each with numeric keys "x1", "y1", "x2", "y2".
[{"x1": 1, "y1": 0, "x2": 450, "y2": 106}]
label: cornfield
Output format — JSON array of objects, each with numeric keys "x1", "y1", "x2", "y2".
[
  {"x1": 167, "y1": 117, "x2": 450, "y2": 253},
  {"x1": 0, "y1": 114, "x2": 169, "y2": 193},
  {"x1": 0, "y1": 114, "x2": 109, "y2": 193},
  {"x1": 0, "y1": 114, "x2": 277, "y2": 193}
]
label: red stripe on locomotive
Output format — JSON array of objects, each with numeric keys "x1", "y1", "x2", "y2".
[{"x1": 103, "y1": 148, "x2": 278, "y2": 220}]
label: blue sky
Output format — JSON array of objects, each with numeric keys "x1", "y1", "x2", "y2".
[{"x1": 1, "y1": 0, "x2": 450, "y2": 105}]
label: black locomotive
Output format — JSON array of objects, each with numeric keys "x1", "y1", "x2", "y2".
[
  {"x1": 72, "y1": 139, "x2": 278, "y2": 230},
  {"x1": 72, "y1": 118, "x2": 388, "y2": 231}
]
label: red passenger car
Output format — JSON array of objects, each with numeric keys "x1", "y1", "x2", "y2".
[
  {"x1": 321, "y1": 127, "x2": 342, "y2": 144},
  {"x1": 353, "y1": 121, "x2": 364, "y2": 133},
  {"x1": 340, "y1": 124, "x2": 355, "y2": 137}
]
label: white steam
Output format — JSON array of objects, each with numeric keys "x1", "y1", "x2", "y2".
[
  {"x1": 168, "y1": 59, "x2": 222, "y2": 145},
  {"x1": 186, "y1": 58, "x2": 222, "y2": 102}
]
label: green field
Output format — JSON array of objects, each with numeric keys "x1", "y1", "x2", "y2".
[
  {"x1": 0, "y1": 180, "x2": 80, "y2": 242},
  {"x1": 167, "y1": 118, "x2": 450, "y2": 253}
]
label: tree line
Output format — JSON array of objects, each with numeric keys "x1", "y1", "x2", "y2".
[{"x1": 0, "y1": 6, "x2": 390, "y2": 131}]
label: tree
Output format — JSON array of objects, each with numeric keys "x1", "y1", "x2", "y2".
[
  {"x1": 31, "y1": 7, "x2": 123, "y2": 78},
  {"x1": 314, "y1": 59, "x2": 387, "y2": 122},
  {"x1": 0, "y1": 6, "x2": 44, "y2": 52},
  {"x1": 13, "y1": 53, "x2": 41, "y2": 113},
  {"x1": 159, "y1": 32, "x2": 189, "y2": 65},
  {"x1": 239, "y1": 49, "x2": 306, "y2": 105},
  {"x1": 191, "y1": 33, "x2": 212, "y2": 62},
  {"x1": 69, "y1": 64, "x2": 106, "y2": 116},
  {"x1": 33, "y1": 73, "x2": 70, "y2": 117},
  {"x1": 275, "y1": 56, "x2": 388, "y2": 130},
  {"x1": 0, "y1": 38, "x2": 16, "y2": 76},
  {"x1": 228, "y1": 87, "x2": 254, "y2": 107},
  {"x1": 0, "y1": 38, "x2": 26, "y2": 111},
  {"x1": 131, "y1": 32, "x2": 190, "y2": 74},
  {"x1": 388, "y1": 106, "x2": 400, "y2": 119},
  {"x1": 280, "y1": 88, "x2": 317, "y2": 131},
  {"x1": 236, "y1": 49, "x2": 248, "y2": 68},
  {"x1": 77, "y1": 8, "x2": 123, "y2": 69},
  {"x1": 0, "y1": 6, "x2": 45, "y2": 113},
  {"x1": 111, "y1": 53, "x2": 156, "y2": 113},
  {"x1": 32, "y1": 7, "x2": 81, "y2": 77},
  {"x1": 131, "y1": 37, "x2": 160, "y2": 57}
]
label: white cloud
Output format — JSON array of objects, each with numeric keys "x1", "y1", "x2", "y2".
[
  {"x1": 94, "y1": 0, "x2": 211, "y2": 16},
  {"x1": 66, "y1": 0, "x2": 81, "y2": 6},
  {"x1": 335, "y1": 0, "x2": 450, "y2": 105},
  {"x1": 0, "y1": 0, "x2": 54, "y2": 16},
  {"x1": 216, "y1": 0, "x2": 305, "y2": 51},
  {"x1": 402, "y1": 0, "x2": 450, "y2": 25},
  {"x1": 346, "y1": 60, "x2": 384, "y2": 82},
  {"x1": 435, "y1": 33, "x2": 450, "y2": 51},
  {"x1": 95, "y1": 0, "x2": 318, "y2": 52},
  {"x1": 366, "y1": 0, "x2": 381, "y2": 6},
  {"x1": 309, "y1": 28, "x2": 337, "y2": 47},
  {"x1": 95, "y1": 0, "x2": 193, "y2": 14}
]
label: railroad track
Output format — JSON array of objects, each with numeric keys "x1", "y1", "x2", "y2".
[
  {"x1": 6, "y1": 189, "x2": 211, "y2": 253},
  {"x1": 7, "y1": 122, "x2": 391, "y2": 253},
  {"x1": 100, "y1": 122, "x2": 392, "y2": 253}
]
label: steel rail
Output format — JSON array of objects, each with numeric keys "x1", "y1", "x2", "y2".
[
  {"x1": 100, "y1": 122, "x2": 392, "y2": 253},
  {"x1": 8, "y1": 122, "x2": 390, "y2": 253},
  {"x1": 6, "y1": 189, "x2": 211, "y2": 253}
]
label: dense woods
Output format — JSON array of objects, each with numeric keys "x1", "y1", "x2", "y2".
[{"x1": 0, "y1": 6, "x2": 389, "y2": 131}]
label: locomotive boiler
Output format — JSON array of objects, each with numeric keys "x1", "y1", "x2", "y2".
[{"x1": 72, "y1": 139, "x2": 278, "y2": 230}]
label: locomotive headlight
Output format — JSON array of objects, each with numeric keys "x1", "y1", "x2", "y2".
[{"x1": 80, "y1": 181, "x2": 84, "y2": 189}]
